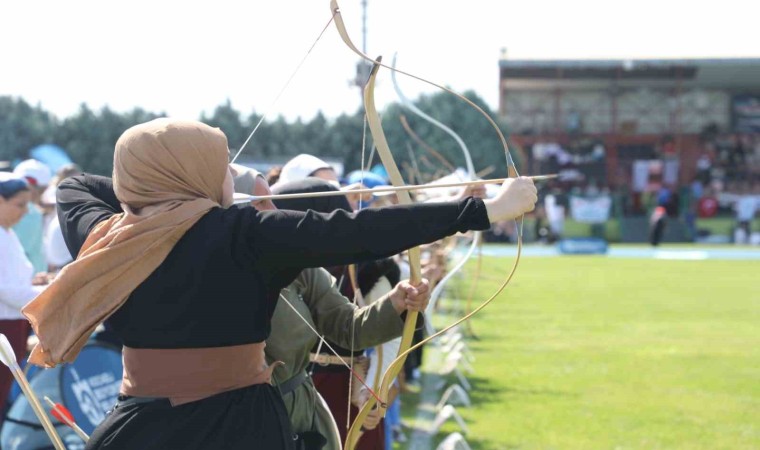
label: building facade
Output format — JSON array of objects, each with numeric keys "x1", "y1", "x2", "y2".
[{"x1": 498, "y1": 58, "x2": 760, "y2": 187}]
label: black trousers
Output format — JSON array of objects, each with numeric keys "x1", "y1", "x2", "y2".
[{"x1": 86, "y1": 384, "x2": 295, "y2": 450}]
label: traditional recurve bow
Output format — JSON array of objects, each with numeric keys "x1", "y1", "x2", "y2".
[
  {"x1": 344, "y1": 56, "x2": 422, "y2": 450},
  {"x1": 391, "y1": 53, "x2": 482, "y2": 338},
  {"x1": 329, "y1": 2, "x2": 524, "y2": 446}
]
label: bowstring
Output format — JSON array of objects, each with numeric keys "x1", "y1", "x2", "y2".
[
  {"x1": 279, "y1": 292, "x2": 383, "y2": 404},
  {"x1": 230, "y1": 10, "x2": 381, "y2": 405},
  {"x1": 230, "y1": 12, "x2": 337, "y2": 164},
  {"x1": 346, "y1": 109, "x2": 370, "y2": 429}
]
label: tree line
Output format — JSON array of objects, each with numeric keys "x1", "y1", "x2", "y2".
[{"x1": 0, "y1": 91, "x2": 516, "y2": 179}]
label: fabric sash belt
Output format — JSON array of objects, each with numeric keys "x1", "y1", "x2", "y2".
[{"x1": 121, "y1": 342, "x2": 275, "y2": 406}]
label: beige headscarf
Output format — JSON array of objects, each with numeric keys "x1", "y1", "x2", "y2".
[{"x1": 23, "y1": 118, "x2": 229, "y2": 367}]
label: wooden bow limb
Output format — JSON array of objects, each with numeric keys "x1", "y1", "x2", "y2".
[
  {"x1": 346, "y1": 263, "x2": 384, "y2": 437},
  {"x1": 343, "y1": 56, "x2": 422, "y2": 450},
  {"x1": 391, "y1": 53, "x2": 476, "y2": 180},
  {"x1": 399, "y1": 115, "x2": 457, "y2": 173},
  {"x1": 405, "y1": 143, "x2": 424, "y2": 185},
  {"x1": 233, "y1": 175, "x2": 556, "y2": 204},
  {"x1": 346, "y1": 264, "x2": 358, "y2": 431},
  {"x1": 477, "y1": 165, "x2": 496, "y2": 179},
  {"x1": 417, "y1": 155, "x2": 439, "y2": 173},
  {"x1": 354, "y1": 229, "x2": 522, "y2": 418},
  {"x1": 422, "y1": 230, "x2": 480, "y2": 337}
]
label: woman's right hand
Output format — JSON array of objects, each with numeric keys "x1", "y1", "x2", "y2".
[{"x1": 483, "y1": 177, "x2": 538, "y2": 222}]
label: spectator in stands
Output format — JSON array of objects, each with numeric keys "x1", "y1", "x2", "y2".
[
  {"x1": 685, "y1": 177, "x2": 705, "y2": 240},
  {"x1": 544, "y1": 192, "x2": 565, "y2": 243},
  {"x1": 649, "y1": 205, "x2": 667, "y2": 246},
  {"x1": 660, "y1": 138, "x2": 678, "y2": 159},
  {"x1": 696, "y1": 149, "x2": 713, "y2": 184},
  {"x1": 734, "y1": 181, "x2": 759, "y2": 245},
  {"x1": 728, "y1": 134, "x2": 747, "y2": 172},
  {"x1": 533, "y1": 202, "x2": 549, "y2": 243},
  {"x1": 656, "y1": 184, "x2": 680, "y2": 217},
  {"x1": 697, "y1": 186, "x2": 719, "y2": 218}
]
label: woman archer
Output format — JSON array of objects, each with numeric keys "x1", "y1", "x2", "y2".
[
  {"x1": 234, "y1": 168, "x2": 409, "y2": 450},
  {"x1": 22, "y1": 118, "x2": 537, "y2": 450}
]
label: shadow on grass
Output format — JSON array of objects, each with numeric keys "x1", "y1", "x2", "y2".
[
  {"x1": 466, "y1": 375, "x2": 575, "y2": 405},
  {"x1": 403, "y1": 369, "x2": 575, "y2": 450}
]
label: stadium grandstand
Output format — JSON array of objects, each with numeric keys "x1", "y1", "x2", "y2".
[{"x1": 498, "y1": 57, "x2": 760, "y2": 244}]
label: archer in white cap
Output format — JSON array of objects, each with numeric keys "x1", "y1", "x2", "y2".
[{"x1": 275, "y1": 154, "x2": 339, "y2": 188}]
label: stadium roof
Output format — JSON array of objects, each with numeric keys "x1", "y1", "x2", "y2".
[{"x1": 499, "y1": 57, "x2": 760, "y2": 90}]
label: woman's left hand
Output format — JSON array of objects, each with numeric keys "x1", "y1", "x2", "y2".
[{"x1": 389, "y1": 278, "x2": 431, "y2": 314}]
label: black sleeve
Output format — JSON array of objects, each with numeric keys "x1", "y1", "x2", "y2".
[
  {"x1": 358, "y1": 258, "x2": 401, "y2": 294},
  {"x1": 56, "y1": 174, "x2": 122, "y2": 258},
  {"x1": 248, "y1": 197, "x2": 490, "y2": 274}
]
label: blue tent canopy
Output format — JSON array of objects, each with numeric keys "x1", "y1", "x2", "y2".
[{"x1": 29, "y1": 144, "x2": 72, "y2": 173}]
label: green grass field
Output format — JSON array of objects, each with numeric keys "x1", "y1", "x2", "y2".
[{"x1": 397, "y1": 248, "x2": 760, "y2": 449}]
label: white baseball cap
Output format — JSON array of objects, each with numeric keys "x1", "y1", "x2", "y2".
[
  {"x1": 13, "y1": 159, "x2": 52, "y2": 187},
  {"x1": 278, "y1": 154, "x2": 333, "y2": 185}
]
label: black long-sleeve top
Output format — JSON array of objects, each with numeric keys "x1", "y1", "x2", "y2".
[{"x1": 57, "y1": 174, "x2": 490, "y2": 350}]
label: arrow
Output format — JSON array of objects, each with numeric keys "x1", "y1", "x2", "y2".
[
  {"x1": 44, "y1": 396, "x2": 90, "y2": 442},
  {"x1": 233, "y1": 175, "x2": 557, "y2": 204},
  {"x1": 0, "y1": 334, "x2": 66, "y2": 450}
]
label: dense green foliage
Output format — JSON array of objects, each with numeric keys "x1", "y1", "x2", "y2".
[{"x1": 0, "y1": 92, "x2": 514, "y2": 177}]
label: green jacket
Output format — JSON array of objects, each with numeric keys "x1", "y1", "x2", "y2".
[{"x1": 265, "y1": 267, "x2": 405, "y2": 449}]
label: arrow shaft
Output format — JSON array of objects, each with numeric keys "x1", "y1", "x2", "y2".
[
  {"x1": 235, "y1": 174, "x2": 557, "y2": 203},
  {"x1": 70, "y1": 422, "x2": 90, "y2": 442},
  {"x1": 8, "y1": 367, "x2": 66, "y2": 449},
  {"x1": 45, "y1": 397, "x2": 91, "y2": 442}
]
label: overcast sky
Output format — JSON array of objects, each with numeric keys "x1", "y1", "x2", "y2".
[{"x1": 2, "y1": 0, "x2": 758, "y2": 123}]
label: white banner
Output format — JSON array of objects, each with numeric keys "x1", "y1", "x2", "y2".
[{"x1": 570, "y1": 195, "x2": 612, "y2": 223}]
